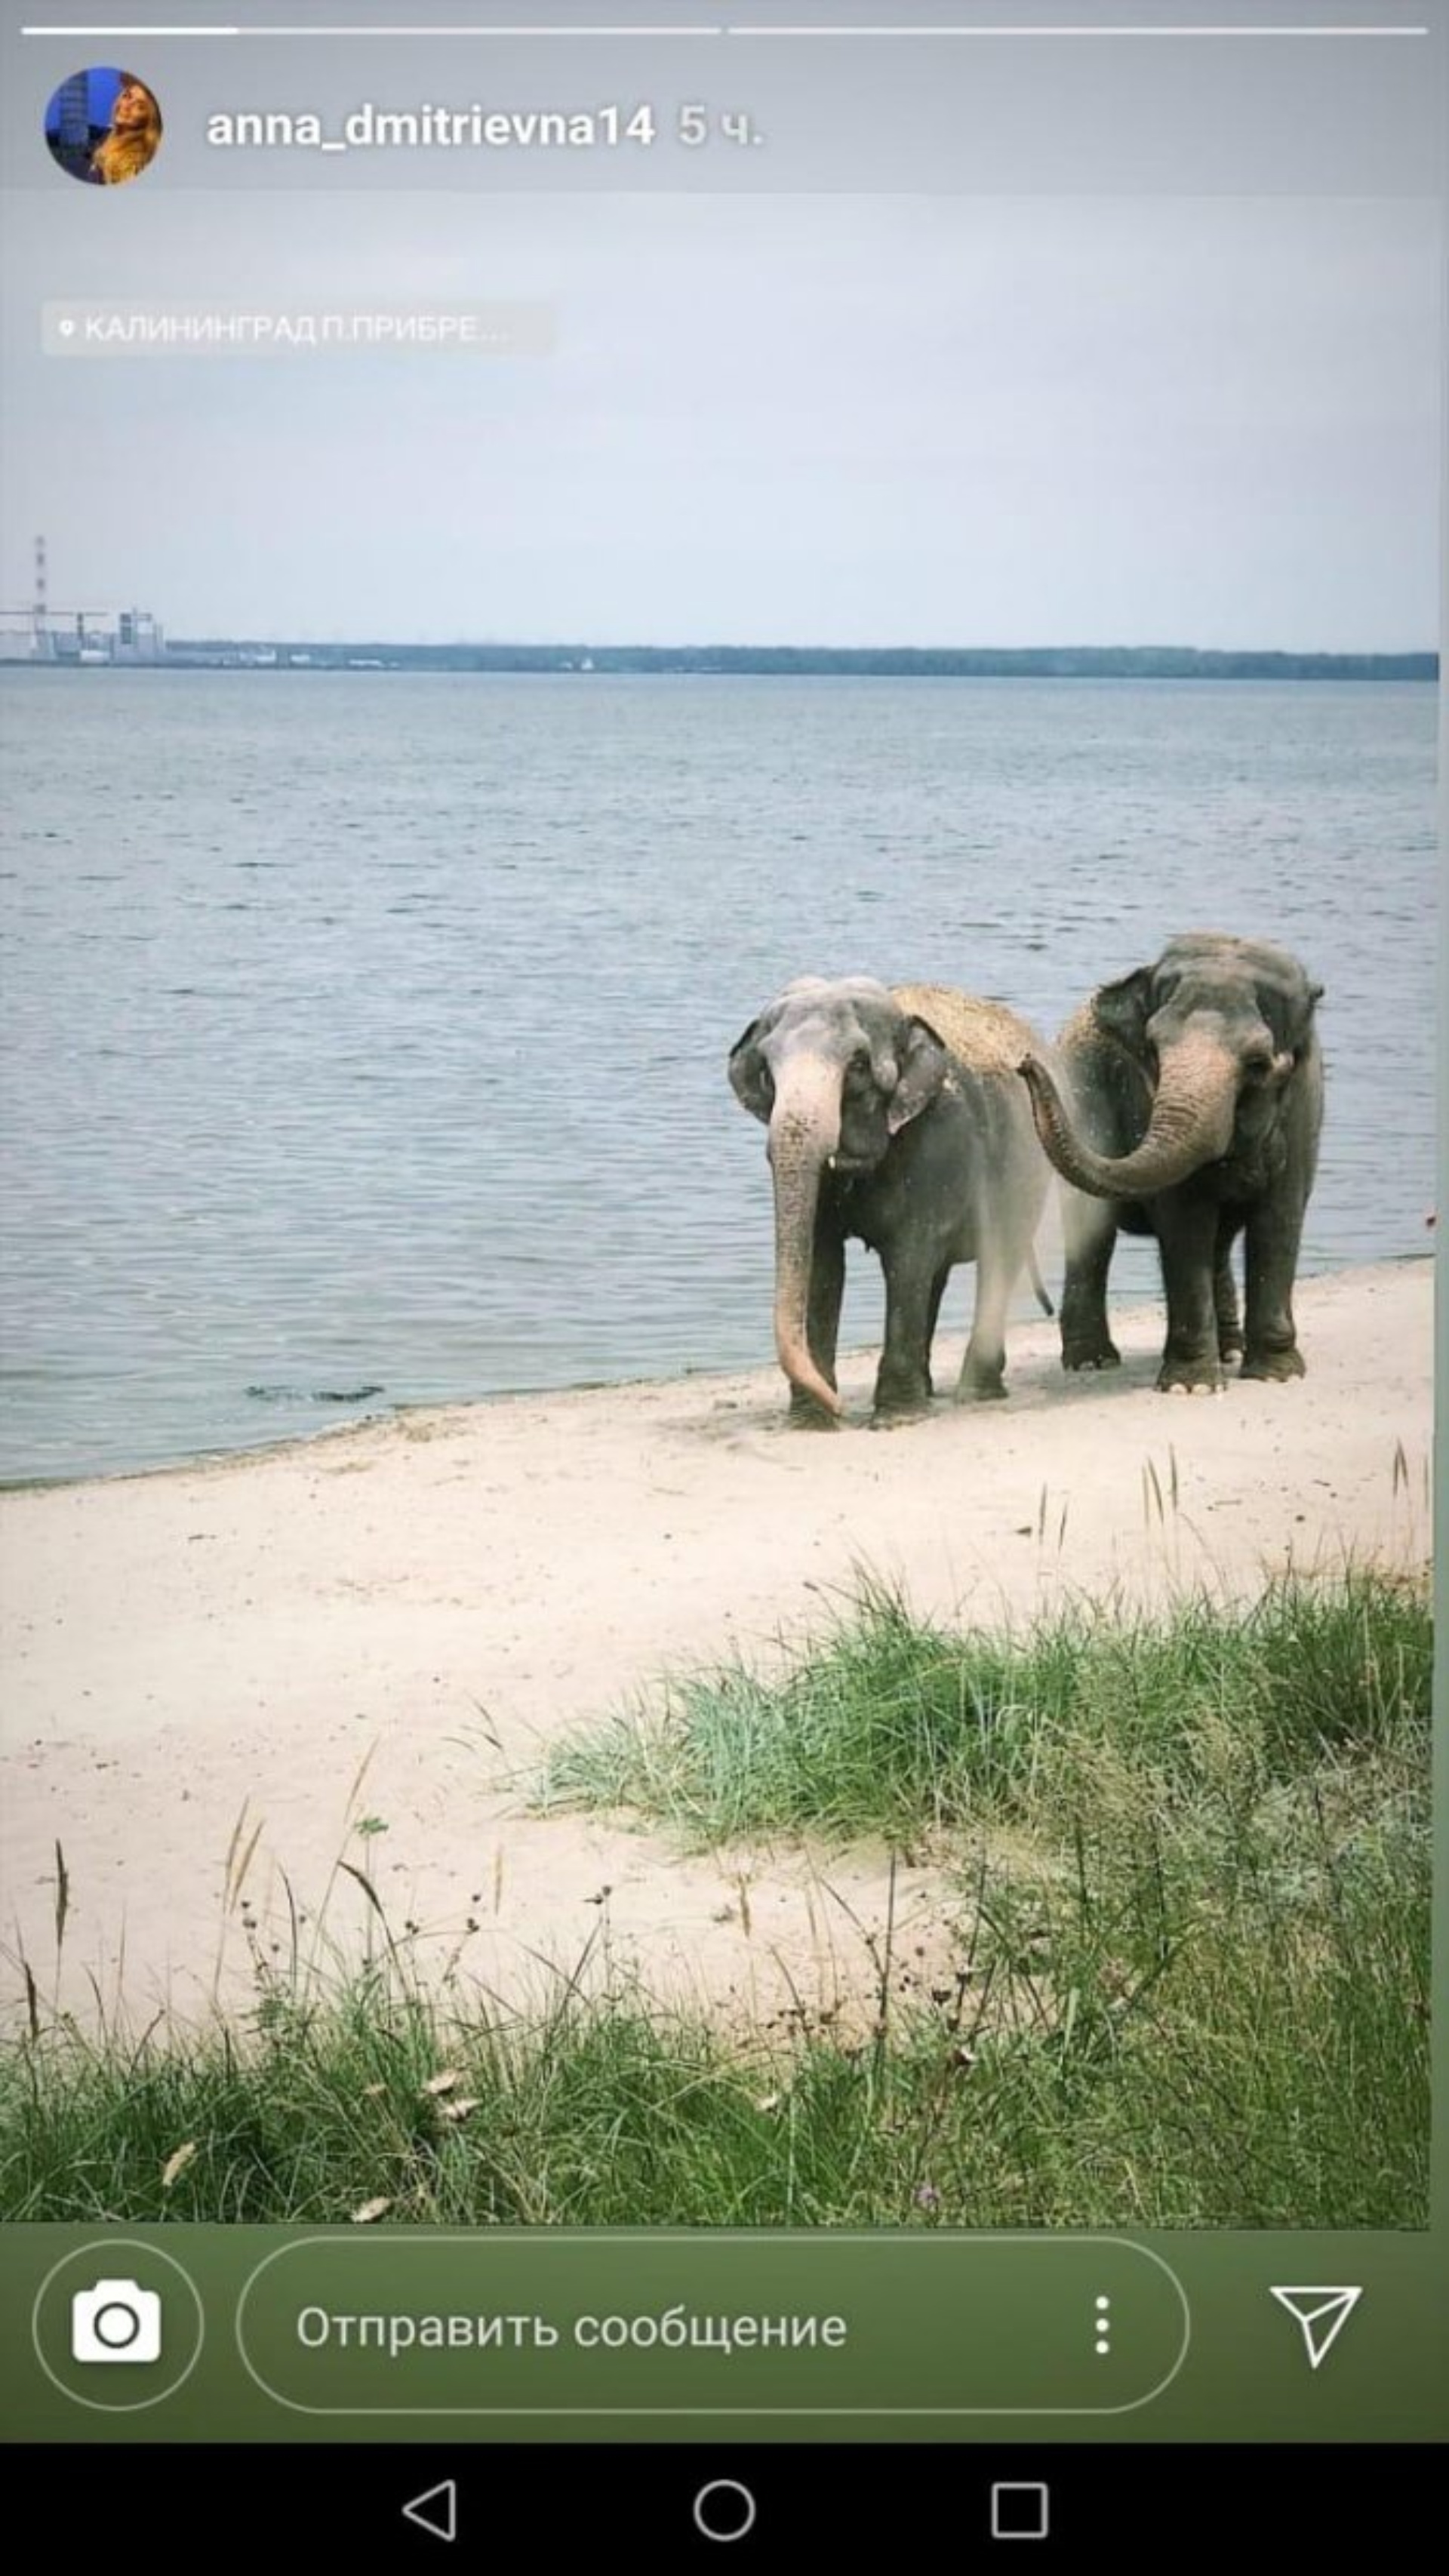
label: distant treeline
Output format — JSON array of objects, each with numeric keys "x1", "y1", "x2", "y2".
[{"x1": 165, "y1": 642, "x2": 1438, "y2": 682}]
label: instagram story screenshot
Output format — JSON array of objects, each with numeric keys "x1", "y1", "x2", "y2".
[{"x1": 0, "y1": 0, "x2": 1444, "y2": 2547}]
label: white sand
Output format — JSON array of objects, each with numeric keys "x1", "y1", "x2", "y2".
[{"x1": 0, "y1": 1260, "x2": 1431, "y2": 2039}]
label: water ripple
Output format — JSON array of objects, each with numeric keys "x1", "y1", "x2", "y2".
[{"x1": 0, "y1": 669, "x2": 1435, "y2": 1480}]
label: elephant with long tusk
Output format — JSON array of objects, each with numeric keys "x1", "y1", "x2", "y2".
[
  {"x1": 729, "y1": 977, "x2": 1053, "y2": 1424},
  {"x1": 1016, "y1": 931, "x2": 1324, "y2": 1396}
]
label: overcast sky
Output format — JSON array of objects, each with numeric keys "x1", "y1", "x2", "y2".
[{"x1": 0, "y1": 189, "x2": 1439, "y2": 648}]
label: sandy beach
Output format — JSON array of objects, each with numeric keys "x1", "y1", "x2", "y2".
[{"x1": 0, "y1": 1258, "x2": 1432, "y2": 2040}]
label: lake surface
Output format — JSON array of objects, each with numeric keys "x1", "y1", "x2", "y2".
[{"x1": 0, "y1": 670, "x2": 1436, "y2": 1482}]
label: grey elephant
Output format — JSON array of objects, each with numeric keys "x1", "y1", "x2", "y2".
[
  {"x1": 729, "y1": 976, "x2": 1052, "y2": 1423},
  {"x1": 1017, "y1": 932, "x2": 1324, "y2": 1394}
]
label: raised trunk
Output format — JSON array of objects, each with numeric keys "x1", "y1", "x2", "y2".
[
  {"x1": 768, "y1": 1057, "x2": 844, "y2": 1415},
  {"x1": 1019, "y1": 1037, "x2": 1240, "y2": 1201}
]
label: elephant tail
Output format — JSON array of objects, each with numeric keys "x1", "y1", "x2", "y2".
[{"x1": 1027, "y1": 1246, "x2": 1054, "y2": 1317}]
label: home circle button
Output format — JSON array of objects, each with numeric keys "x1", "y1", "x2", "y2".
[{"x1": 693, "y1": 2479, "x2": 757, "y2": 2544}]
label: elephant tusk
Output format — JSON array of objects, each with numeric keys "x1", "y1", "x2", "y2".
[{"x1": 826, "y1": 1154, "x2": 837, "y2": 1170}]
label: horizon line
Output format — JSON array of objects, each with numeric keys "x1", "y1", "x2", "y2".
[{"x1": 154, "y1": 636, "x2": 1438, "y2": 657}]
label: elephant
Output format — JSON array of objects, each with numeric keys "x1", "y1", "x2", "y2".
[
  {"x1": 1016, "y1": 933, "x2": 1324, "y2": 1395},
  {"x1": 728, "y1": 976, "x2": 1053, "y2": 1423}
]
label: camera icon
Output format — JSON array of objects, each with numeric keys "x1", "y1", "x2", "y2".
[{"x1": 70, "y1": 2279, "x2": 163, "y2": 2365}]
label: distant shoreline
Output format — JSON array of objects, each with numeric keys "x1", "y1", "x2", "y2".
[{"x1": 5, "y1": 647, "x2": 1437, "y2": 682}]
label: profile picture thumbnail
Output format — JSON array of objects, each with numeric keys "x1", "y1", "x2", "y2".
[{"x1": 45, "y1": 66, "x2": 163, "y2": 188}]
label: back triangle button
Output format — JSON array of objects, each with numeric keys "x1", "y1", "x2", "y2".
[{"x1": 401, "y1": 2479, "x2": 457, "y2": 2543}]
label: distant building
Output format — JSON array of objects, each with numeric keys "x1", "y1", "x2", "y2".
[
  {"x1": 46, "y1": 72, "x2": 95, "y2": 181},
  {"x1": 0, "y1": 604, "x2": 166, "y2": 663},
  {"x1": 114, "y1": 609, "x2": 165, "y2": 663},
  {"x1": 52, "y1": 73, "x2": 91, "y2": 148}
]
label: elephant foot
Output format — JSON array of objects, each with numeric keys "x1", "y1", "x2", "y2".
[
  {"x1": 1218, "y1": 1334, "x2": 1245, "y2": 1365},
  {"x1": 1240, "y1": 1343, "x2": 1306, "y2": 1383},
  {"x1": 1063, "y1": 1341, "x2": 1121, "y2": 1372},
  {"x1": 955, "y1": 1374, "x2": 1008, "y2": 1405},
  {"x1": 871, "y1": 1380, "x2": 934, "y2": 1427},
  {"x1": 1157, "y1": 1354, "x2": 1225, "y2": 1396},
  {"x1": 788, "y1": 1393, "x2": 844, "y2": 1431}
]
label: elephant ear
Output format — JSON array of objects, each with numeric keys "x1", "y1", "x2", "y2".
[
  {"x1": 1285, "y1": 972, "x2": 1325, "y2": 1055},
  {"x1": 1093, "y1": 968, "x2": 1153, "y2": 1052},
  {"x1": 885, "y1": 1015, "x2": 950, "y2": 1135},
  {"x1": 1258, "y1": 965, "x2": 1324, "y2": 1060},
  {"x1": 728, "y1": 1020, "x2": 774, "y2": 1124}
]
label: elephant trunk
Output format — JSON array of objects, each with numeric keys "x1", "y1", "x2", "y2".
[
  {"x1": 1019, "y1": 1036, "x2": 1241, "y2": 1200},
  {"x1": 768, "y1": 1056, "x2": 844, "y2": 1416}
]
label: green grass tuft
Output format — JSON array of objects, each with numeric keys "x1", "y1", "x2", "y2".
[
  {"x1": 538, "y1": 1567, "x2": 1431, "y2": 1842},
  {"x1": 0, "y1": 1570, "x2": 1429, "y2": 2229}
]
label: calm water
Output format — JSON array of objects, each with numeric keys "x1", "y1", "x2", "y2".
[{"x1": 0, "y1": 671, "x2": 1436, "y2": 1482}]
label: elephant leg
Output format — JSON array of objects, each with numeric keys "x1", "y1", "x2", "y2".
[
  {"x1": 1241, "y1": 1192, "x2": 1308, "y2": 1380},
  {"x1": 789, "y1": 1218, "x2": 846, "y2": 1426},
  {"x1": 925, "y1": 1263, "x2": 952, "y2": 1370},
  {"x1": 1214, "y1": 1213, "x2": 1245, "y2": 1364},
  {"x1": 873, "y1": 1244, "x2": 937, "y2": 1421},
  {"x1": 1154, "y1": 1193, "x2": 1225, "y2": 1393},
  {"x1": 958, "y1": 1233, "x2": 1014, "y2": 1402},
  {"x1": 1060, "y1": 1185, "x2": 1121, "y2": 1370}
]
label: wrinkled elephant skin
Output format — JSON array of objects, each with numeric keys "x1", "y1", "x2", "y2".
[
  {"x1": 1018, "y1": 932, "x2": 1324, "y2": 1395},
  {"x1": 730, "y1": 976, "x2": 1052, "y2": 1423}
]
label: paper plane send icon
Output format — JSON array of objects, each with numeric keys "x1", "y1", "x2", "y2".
[{"x1": 1269, "y1": 2285, "x2": 1363, "y2": 2370}]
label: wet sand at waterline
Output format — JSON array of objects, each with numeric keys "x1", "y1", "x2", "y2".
[{"x1": 0, "y1": 1260, "x2": 1432, "y2": 2038}]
